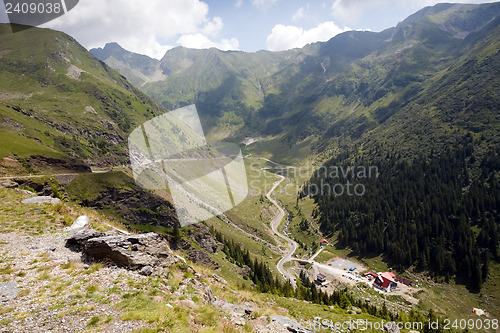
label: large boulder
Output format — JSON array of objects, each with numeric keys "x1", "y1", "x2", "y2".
[{"x1": 83, "y1": 232, "x2": 176, "y2": 268}]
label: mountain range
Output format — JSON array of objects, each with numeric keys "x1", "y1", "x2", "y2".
[{"x1": 91, "y1": 2, "x2": 500, "y2": 163}]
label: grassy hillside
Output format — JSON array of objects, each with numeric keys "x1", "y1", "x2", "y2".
[{"x1": 0, "y1": 24, "x2": 167, "y2": 173}]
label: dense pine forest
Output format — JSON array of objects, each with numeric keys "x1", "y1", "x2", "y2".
[{"x1": 306, "y1": 136, "x2": 499, "y2": 291}]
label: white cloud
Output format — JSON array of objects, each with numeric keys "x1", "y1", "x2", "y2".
[
  {"x1": 41, "y1": 0, "x2": 237, "y2": 59},
  {"x1": 252, "y1": 0, "x2": 279, "y2": 10},
  {"x1": 177, "y1": 33, "x2": 239, "y2": 51},
  {"x1": 235, "y1": 0, "x2": 244, "y2": 8},
  {"x1": 330, "y1": 0, "x2": 494, "y2": 25},
  {"x1": 292, "y1": 6, "x2": 306, "y2": 22},
  {"x1": 266, "y1": 21, "x2": 348, "y2": 51},
  {"x1": 202, "y1": 16, "x2": 224, "y2": 37}
]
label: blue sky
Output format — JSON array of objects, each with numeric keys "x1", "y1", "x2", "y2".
[{"x1": 0, "y1": 0, "x2": 495, "y2": 58}]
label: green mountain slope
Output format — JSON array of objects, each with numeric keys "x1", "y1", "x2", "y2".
[
  {"x1": 257, "y1": 2, "x2": 500, "y2": 160},
  {"x1": 0, "y1": 24, "x2": 167, "y2": 173}
]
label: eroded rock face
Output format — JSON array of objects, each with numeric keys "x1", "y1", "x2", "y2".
[
  {"x1": 192, "y1": 224, "x2": 221, "y2": 254},
  {"x1": 187, "y1": 249, "x2": 219, "y2": 269}
]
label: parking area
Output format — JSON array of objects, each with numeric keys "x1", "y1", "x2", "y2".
[{"x1": 329, "y1": 258, "x2": 365, "y2": 271}]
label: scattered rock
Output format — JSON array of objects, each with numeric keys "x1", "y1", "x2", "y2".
[
  {"x1": 269, "y1": 315, "x2": 317, "y2": 333},
  {"x1": 232, "y1": 317, "x2": 246, "y2": 326},
  {"x1": 0, "y1": 281, "x2": 19, "y2": 302},
  {"x1": 139, "y1": 265, "x2": 153, "y2": 276},
  {"x1": 384, "y1": 322, "x2": 401, "y2": 333},
  {"x1": 0, "y1": 180, "x2": 18, "y2": 188},
  {"x1": 178, "y1": 299, "x2": 197, "y2": 309},
  {"x1": 212, "y1": 273, "x2": 227, "y2": 285},
  {"x1": 45, "y1": 245, "x2": 57, "y2": 252},
  {"x1": 200, "y1": 282, "x2": 216, "y2": 305},
  {"x1": 352, "y1": 306, "x2": 362, "y2": 314},
  {"x1": 214, "y1": 300, "x2": 254, "y2": 326},
  {"x1": 65, "y1": 215, "x2": 90, "y2": 231},
  {"x1": 21, "y1": 196, "x2": 61, "y2": 204},
  {"x1": 180, "y1": 278, "x2": 192, "y2": 286},
  {"x1": 239, "y1": 265, "x2": 252, "y2": 276},
  {"x1": 16, "y1": 189, "x2": 37, "y2": 196}
]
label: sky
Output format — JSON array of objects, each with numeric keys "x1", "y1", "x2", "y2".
[{"x1": 0, "y1": 0, "x2": 495, "y2": 59}]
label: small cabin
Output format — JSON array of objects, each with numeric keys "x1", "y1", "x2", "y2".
[{"x1": 316, "y1": 273, "x2": 327, "y2": 284}]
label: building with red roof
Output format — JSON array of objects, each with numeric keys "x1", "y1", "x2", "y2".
[
  {"x1": 373, "y1": 272, "x2": 397, "y2": 292},
  {"x1": 363, "y1": 271, "x2": 378, "y2": 280}
]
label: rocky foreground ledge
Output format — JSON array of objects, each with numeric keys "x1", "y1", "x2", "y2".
[{"x1": 0, "y1": 203, "x2": 317, "y2": 332}]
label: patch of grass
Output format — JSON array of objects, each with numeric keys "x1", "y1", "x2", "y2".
[
  {"x1": 117, "y1": 292, "x2": 190, "y2": 331},
  {"x1": 0, "y1": 318, "x2": 13, "y2": 326},
  {"x1": 0, "y1": 264, "x2": 14, "y2": 274},
  {"x1": 0, "y1": 187, "x2": 70, "y2": 235},
  {"x1": 17, "y1": 288, "x2": 30, "y2": 297},
  {"x1": 36, "y1": 252, "x2": 51, "y2": 262},
  {"x1": 85, "y1": 284, "x2": 100, "y2": 299},
  {"x1": 83, "y1": 262, "x2": 103, "y2": 274},
  {"x1": 60, "y1": 260, "x2": 78, "y2": 273},
  {"x1": 414, "y1": 261, "x2": 500, "y2": 322},
  {"x1": 131, "y1": 329, "x2": 159, "y2": 333},
  {"x1": 194, "y1": 306, "x2": 221, "y2": 327},
  {"x1": 0, "y1": 306, "x2": 14, "y2": 315},
  {"x1": 87, "y1": 316, "x2": 100, "y2": 327}
]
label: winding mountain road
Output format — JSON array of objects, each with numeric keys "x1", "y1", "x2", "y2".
[{"x1": 267, "y1": 173, "x2": 298, "y2": 287}]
